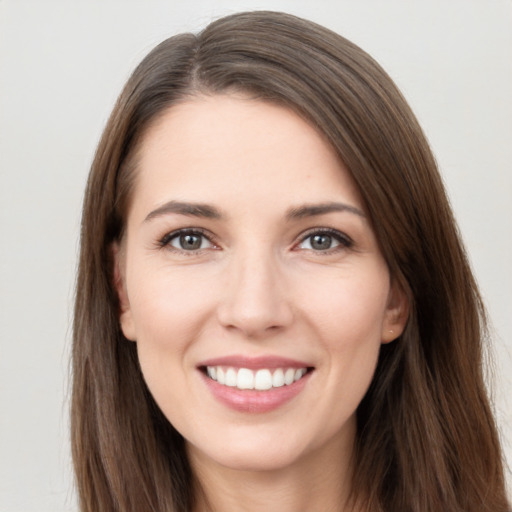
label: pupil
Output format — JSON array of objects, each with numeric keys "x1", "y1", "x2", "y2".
[
  {"x1": 311, "y1": 234, "x2": 331, "y2": 250},
  {"x1": 181, "y1": 234, "x2": 201, "y2": 250}
]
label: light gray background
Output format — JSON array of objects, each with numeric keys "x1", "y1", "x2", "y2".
[{"x1": 0, "y1": 1, "x2": 510, "y2": 510}]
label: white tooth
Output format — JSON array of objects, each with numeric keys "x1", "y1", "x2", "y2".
[
  {"x1": 237, "y1": 368, "x2": 255, "y2": 390},
  {"x1": 217, "y1": 367, "x2": 226, "y2": 385},
  {"x1": 254, "y1": 369, "x2": 273, "y2": 390},
  {"x1": 284, "y1": 368, "x2": 295, "y2": 385},
  {"x1": 294, "y1": 368, "x2": 305, "y2": 382},
  {"x1": 225, "y1": 368, "x2": 237, "y2": 387},
  {"x1": 272, "y1": 368, "x2": 285, "y2": 388},
  {"x1": 207, "y1": 366, "x2": 216, "y2": 380}
]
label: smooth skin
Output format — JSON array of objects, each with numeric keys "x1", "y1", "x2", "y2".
[{"x1": 114, "y1": 95, "x2": 408, "y2": 512}]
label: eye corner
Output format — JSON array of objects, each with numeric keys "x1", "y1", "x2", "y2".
[
  {"x1": 157, "y1": 227, "x2": 219, "y2": 254},
  {"x1": 294, "y1": 227, "x2": 354, "y2": 253}
]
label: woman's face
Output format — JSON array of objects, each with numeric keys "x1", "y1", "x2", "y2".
[{"x1": 115, "y1": 95, "x2": 407, "y2": 475}]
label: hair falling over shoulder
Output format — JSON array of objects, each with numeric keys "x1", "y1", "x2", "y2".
[{"x1": 72, "y1": 10, "x2": 511, "y2": 512}]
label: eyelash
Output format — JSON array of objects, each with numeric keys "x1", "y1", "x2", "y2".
[
  {"x1": 158, "y1": 228, "x2": 217, "y2": 254},
  {"x1": 157, "y1": 227, "x2": 353, "y2": 254},
  {"x1": 295, "y1": 228, "x2": 353, "y2": 254}
]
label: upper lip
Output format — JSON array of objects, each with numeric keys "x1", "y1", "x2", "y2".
[{"x1": 197, "y1": 355, "x2": 313, "y2": 370}]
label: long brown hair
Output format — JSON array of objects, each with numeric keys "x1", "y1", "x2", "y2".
[{"x1": 72, "y1": 11, "x2": 510, "y2": 511}]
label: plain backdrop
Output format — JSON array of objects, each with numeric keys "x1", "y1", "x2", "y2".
[{"x1": 0, "y1": 1, "x2": 511, "y2": 510}]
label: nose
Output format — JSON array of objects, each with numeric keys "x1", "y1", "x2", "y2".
[{"x1": 217, "y1": 249, "x2": 293, "y2": 338}]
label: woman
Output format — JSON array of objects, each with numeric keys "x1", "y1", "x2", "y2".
[{"x1": 72, "y1": 11, "x2": 510, "y2": 512}]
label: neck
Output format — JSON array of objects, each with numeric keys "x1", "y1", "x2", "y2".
[{"x1": 189, "y1": 423, "x2": 360, "y2": 512}]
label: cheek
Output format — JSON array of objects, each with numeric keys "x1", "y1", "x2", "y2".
[
  {"x1": 128, "y1": 263, "x2": 217, "y2": 340},
  {"x1": 300, "y1": 269, "x2": 389, "y2": 403},
  {"x1": 310, "y1": 283, "x2": 387, "y2": 429},
  {"x1": 126, "y1": 263, "x2": 221, "y2": 393},
  {"x1": 128, "y1": 277, "x2": 210, "y2": 426},
  {"x1": 303, "y1": 269, "x2": 390, "y2": 344}
]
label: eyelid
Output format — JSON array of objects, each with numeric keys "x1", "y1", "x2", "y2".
[
  {"x1": 294, "y1": 227, "x2": 353, "y2": 251},
  {"x1": 158, "y1": 227, "x2": 219, "y2": 252}
]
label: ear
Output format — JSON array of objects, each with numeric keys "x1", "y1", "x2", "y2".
[
  {"x1": 111, "y1": 242, "x2": 137, "y2": 342},
  {"x1": 381, "y1": 279, "x2": 409, "y2": 344}
]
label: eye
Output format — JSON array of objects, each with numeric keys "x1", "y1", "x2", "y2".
[
  {"x1": 160, "y1": 229, "x2": 215, "y2": 252},
  {"x1": 297, "y1": 229, "x2": 352, "y2": 252}
]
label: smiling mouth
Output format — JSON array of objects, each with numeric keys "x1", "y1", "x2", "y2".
[{"x1": 201, "y1": 366, "x2": 313, "y2": 391}]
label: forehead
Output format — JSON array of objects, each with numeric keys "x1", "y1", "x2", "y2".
[{"x1": 130, "y1": 94, "x2": 363, "y2": 216}]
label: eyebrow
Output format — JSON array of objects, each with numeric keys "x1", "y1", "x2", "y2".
[
  {"x1": 144, "y1": 200, "x2": 365, "y2": 223},
  {"x1": 286, "y1": 202, "x2": 365, "y2": 220},
  {"x1": 144, "y1": 201, "x2": 223, "y2": 222}
]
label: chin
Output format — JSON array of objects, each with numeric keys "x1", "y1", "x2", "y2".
[{"x1": 188, "y1": 434, "x2": 309, "y2": 474}]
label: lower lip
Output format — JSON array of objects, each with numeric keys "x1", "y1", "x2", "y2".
[{"x1": 201, "y1": 371, "x2": 311, "y2": 413}]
